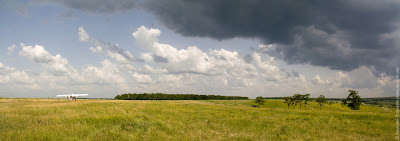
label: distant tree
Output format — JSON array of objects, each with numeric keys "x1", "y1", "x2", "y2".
[
  {"x1": 345, "y1": 90, "x2": 362, "y2": 110},
  {"x1": 284, "y1": 96, "x2": 294, "y2": 109},
  {"x1": 115, "y1": 93, "x2": 249, "y2": 100},
  {"x1": 292, "y1": 94, "x2": 301, "y2": 109},
  {"x1": 114, "y1": 95, "x2": 120, "y2": 99},
  {"x1": 316, "y1": 95, "x2": 327, "y2": 110},
  {"x1": 255, "y1": 96, "x2": 265, "y2": 107},
  {"x1": 341, "y1": 98, "x2": 347, "y2": 107},
  {"x1": 285, "y1": 94, "x2": 310, "y2": 109},
  {"x1": 291, "y1": 94, "x2": 309, "y2": 109},
  {"x1": 303, "y1": 94, "x2": 310, "y2": 109}
]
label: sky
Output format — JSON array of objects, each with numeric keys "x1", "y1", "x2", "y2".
[{"x1": 0, "y1": 0, "x2": 399, "y2": 98}]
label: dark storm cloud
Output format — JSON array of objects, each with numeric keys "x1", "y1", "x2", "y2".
[
  {"x1": 32, "y1": 0, "x2": 136, "y2": 15},
  {"x1": 142, "y1": 0, "x2": 400, "y2": 75}
]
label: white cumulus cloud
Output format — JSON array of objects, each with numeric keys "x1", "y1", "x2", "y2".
[
  {"x1": 252, "y1": 52, "x2": 287, "y2": 81},
  {"x1": 78, "y1": 26, "x2": 89, "y2": 42},
  {"x1": 19, "y1": 43, "x2": 76, "y2": 75},
  {"x1": 8, "y1": 44, "x2": 17, "y2": 54},
  {"x1": 312, "y1": 75, "x2": 331, "y2": 85},
  {"x1": 133, "y1": 26, "x2": 262, "y2": 78},
  {"x1": 0, "y1": 62, "x2": 35, "y2": 84},
  {"x1": 79, "y1": 26, "x2": 138, "y2": 63},
  {"x1": 131, "y1": 72, "x2": 152, "y2": 84},
  {"x1": 82, "y1": 59, "x2": 126, "y2": 84},
  {"x1": 143, "y1": 65, "x2": 168, "y2": 74}
]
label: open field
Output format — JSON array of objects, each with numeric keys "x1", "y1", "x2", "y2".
[{"x1": 0, "y1": 98, "x2": 394, "y2": 140}]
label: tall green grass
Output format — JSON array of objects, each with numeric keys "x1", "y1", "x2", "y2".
[{"x1": 0, "y1": 99, "x2": 394, "y2": 140}]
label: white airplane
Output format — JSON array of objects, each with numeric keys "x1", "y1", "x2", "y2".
[{"x1": 56, "y1": 93, "x2": 88, "y2": 101}]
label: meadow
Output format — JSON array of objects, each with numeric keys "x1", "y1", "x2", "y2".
[{"x1": 0, "y1": 98, "x2": 394, "y2": 140}]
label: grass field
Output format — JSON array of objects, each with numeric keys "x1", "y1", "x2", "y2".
[{"x1": 0, "y1": 98, "x2": 394, "y2": 140}]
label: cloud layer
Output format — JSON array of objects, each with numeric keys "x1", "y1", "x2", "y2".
[
  {"x1": 1, "y1": 26, "x2": 395, "y2": 98},
  {"x1": 78, "y1": 26, "x2": 141, "y2": 64},
  {"x1": 142, "y1": 0, "x2": 400, "y2": 75},
  {"x1": 2, "y1": 0, "x2": 397, "y2": 98},
  {"x1": 11, "y1": 1, "x2": 399, "y2": 75},
  {"x1": 19, "y1": 43, "x2": 76, "y2": 75},
  {"x1": 32, "y1": 0, "x2": 136, "y2": 15}
]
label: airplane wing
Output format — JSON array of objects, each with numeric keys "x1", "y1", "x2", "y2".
[
  {"x1": 56, "y1": 95, "x2": 69, "y2": 97},
  {"x1": 71, "y1": 94, "x2": 88, "y2": 97}
]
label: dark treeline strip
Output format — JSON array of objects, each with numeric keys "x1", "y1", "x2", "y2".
[
  {"x1": 264, "y1": 97, "x2": 395, "y2": 101},
  {"x1": 115, "y1": 93, "x2": 249, "y2": 100},
  {"x1": 266, "y1": 96, "x2": 396, "y2": 107},
  {"x1": 325, "y1": 97, "x2": 395, "y2": 104},
  {"x1": 263, "y1": 97, "x2": 286, "y2": 99}
]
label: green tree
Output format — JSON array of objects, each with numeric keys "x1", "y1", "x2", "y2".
[
  {"x1": 284, "y1": 96, "x2": 294, "y2": 109},
  {"x1": 346, "y1": 90, "x2": 362, "y2": 110},
  {"x1": 292, "y1": 94, "x2": 301, "y2": 109},
  {"x1": 292, "y1": 94, "x2": 309, "y2": 109},
  {"x1": 341, "y1": 98, "x2": 347, "y2": 107},
  {"x1": 303, "y1": 94, "x2": 310, "y2": 109},
  {"x1": 114, "y1": 95, "x2": 120, "y2": 99},
  {"x1": 316, "y1": 95, "x2": 327, "y2": 110},
  {"x1": 255, "y1": 96, "x2": 265, "y2": 107}
]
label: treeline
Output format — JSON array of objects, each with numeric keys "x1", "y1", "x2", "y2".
[
  {"x1": 283, "y1": 94, "x2": 310, "y2": 109},
  {"x1": 315, "y1": 97, "x2": 395, "y2": 107},
  {"x1": 360, "y1": 97, "x2": 396, "y2": 106},
  {"x1": 279, "y1": 90, "x2": 362, "y2": 110},
  {"x1": 115, "y1": 93, "x2": 249, "y2": 100}
]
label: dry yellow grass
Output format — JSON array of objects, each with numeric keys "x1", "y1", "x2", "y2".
[{"x1": 0, "y1": 98, "x2": 395, "y2": 140}]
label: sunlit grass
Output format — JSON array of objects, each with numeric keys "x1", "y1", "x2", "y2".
[{"x1": 0, "y1": 98, "x2": 394, "y2": 140}]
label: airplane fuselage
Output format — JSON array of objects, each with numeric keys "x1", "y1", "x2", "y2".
[{"x1": 57, "y1": 94, "x2": 88, "y2": 101}]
